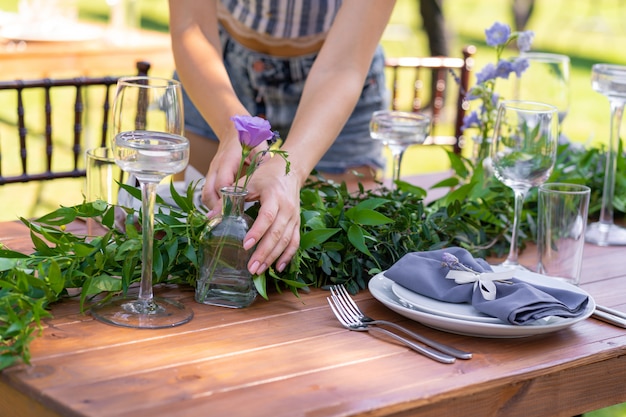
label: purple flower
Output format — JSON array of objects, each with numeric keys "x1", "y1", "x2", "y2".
[
  {"x1": 511, "y1": 57, "x2": 530, "y2": 77},
  {"x1": 475, "y1": 63, "x2": 497, "y2": 84},
  {"x1": 441, "y1": 252, "x2": 477, "y2": 274},
  {"x1": 442, "y1": 252, "x2": 460, "y2": 267},
  {"x1": 517, "y1": 31, "x2": 534, "y2": 52},
  {"x1": 462, "y1": 111, "x2": 481, "y2": 131},
  {"x1": 495, "y1": 60, "x2": 514, "y2": 79},
  {"x1": 231, "y1": 115, "x2": 275, "y2": 151},
  {"x1": 485, "y1": 22, "x2": 511, "y2": 47}
]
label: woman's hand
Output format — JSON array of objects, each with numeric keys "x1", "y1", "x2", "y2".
[{"x1": 241, "y1": 156, "x2": 301, "y2": 275}]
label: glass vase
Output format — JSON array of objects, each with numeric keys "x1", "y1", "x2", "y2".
[{"x1": 195, "y1": 186, "x2": 257, "y2": 308}]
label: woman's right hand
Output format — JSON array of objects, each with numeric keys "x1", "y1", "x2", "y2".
[{"x1": 201, "y1": 138, "x2": 242, "y2": 212}]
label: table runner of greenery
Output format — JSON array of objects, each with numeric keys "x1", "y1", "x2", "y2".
[{"x1": 1, "y1": 142, "x2": 624, "y2": 370}]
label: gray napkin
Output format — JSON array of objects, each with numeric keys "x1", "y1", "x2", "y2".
[{"x1": 385, "y1": 247, "x2": 589, "y2": 325}]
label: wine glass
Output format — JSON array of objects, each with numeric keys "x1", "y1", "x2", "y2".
[
  {"x1": 369, "y1": 110, "x2": 431, "y2": 189},
  {"x1": 91, "y1": 76, "x2": 193, "y2": 328},
  {"x1": 491, "y1": 100, "x2": 559, "y2": 268},
  {"x1": 585, "y1": 64, "x2": 626, "y2": 246},
  {"x1": 515, "y1": 52, "x2": 570, "y2": 128}
]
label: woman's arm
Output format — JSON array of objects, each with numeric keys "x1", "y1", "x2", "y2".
[
  {"x1": 168, "y1": 0, "x2": 250, "y2": 200},
  {"x1": 243, "y1": 0, "x2": 397, "y2": 274}
]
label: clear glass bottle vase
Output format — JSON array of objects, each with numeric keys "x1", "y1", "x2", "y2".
[{"x1": 195, "y1": 186, "x2": 257, "y2": 308}]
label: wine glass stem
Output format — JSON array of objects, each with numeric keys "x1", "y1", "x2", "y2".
[
  {"x1": 507, "y1": 188, "x2": 528, "y2": 265},
  {"x1": 138, "y1": 180, "x2": 157, "y2": 302},
  {"x1": 598, "y1": 100, "x2": 624, "y2": 226},
  {"x1": 391, "y1": 148, "x2": 406, "y2": 187}
]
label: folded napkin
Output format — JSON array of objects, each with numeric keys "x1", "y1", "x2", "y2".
[{"x1": 385, "y1": 247, "x2": 590, "y2": 325}]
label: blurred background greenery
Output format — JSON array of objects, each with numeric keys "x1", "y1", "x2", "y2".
[
  {"x1": 0, "y1": 1, "x2": 625, "y2": 415},
  {"x1": 1, "y1": 0, "x2": 625, "y2": 216}
]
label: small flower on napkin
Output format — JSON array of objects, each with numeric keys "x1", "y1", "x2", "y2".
[
  {"x1": 441, "y1": 252, "x2": 515, "y2": 301},
  {"x1": 385, "y1": 247, "x2": 590, "y2": 325}
]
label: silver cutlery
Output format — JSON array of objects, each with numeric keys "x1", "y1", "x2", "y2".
[
  {"x1": 330, "y1": 285, "x2": 472, "y2": 360},
  {"x1": 327, "y1": 295, "x2": 456, "y2": 364},
  {"x1": 593, "y1": 305, "x2": 626, "y2": 328}
]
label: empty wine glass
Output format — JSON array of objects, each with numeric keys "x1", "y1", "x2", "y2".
[
  {"x1": 491, "y1": 100, "x2": 559, "y2": 268},
  {"x1": 91, "y1": 76, "x2": 193, "y2": 328},
  {"x1": 586, "y1": 64, "x2": 626, "y2": 246},
  {"x1": 369, "y1": 110, "x2": 431, "y2": 189}
]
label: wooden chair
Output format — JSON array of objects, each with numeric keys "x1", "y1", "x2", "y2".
[
  {"x1": 384, "y1": 45, "x2": 476, "y2": 154},
  {"x1": 0, "y1": 61, "x2": 150, "y2": 185}
]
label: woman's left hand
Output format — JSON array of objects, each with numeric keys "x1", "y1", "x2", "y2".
[{"x1": 242, "y1": 156, "x2": 301, "y2": 275}]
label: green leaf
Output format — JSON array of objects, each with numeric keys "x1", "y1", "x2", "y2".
[
  {"x1": 72, "y1": 242, "x2": 96, "y2": 257},
  {"x1": 253, "y1": 273, "x2": 268, "y2": 300},
  {"x1": 35, "y1": 206, "x2": 79, "y2": 226},
  {"x1": 0, "y1": 257, "x2": 25, "y2": 271},
  {"x1": 352, "y1": 197, "x2": 390, "y2": 210},
  {"x1": 29, "y1": 230, "x2": 54, "y2": 256},
  {"x1": 168, "y1": 181, "x2": 193, "y2": 212},
  {"x1": 347, "y1": 224, "x2": 372, "y2": 257},
  {"x1": 345, "y1": 207, "x2": 392, "y2": 226},
  {"x1": 300, "y1": 228, "x2": 341, "y2": 250},
  {"x1": 85, "y1": 274, "x2": 122, "y2": 296},
  {"x1": 45, "y1": 260, "x2": 64, "y2": 295}
]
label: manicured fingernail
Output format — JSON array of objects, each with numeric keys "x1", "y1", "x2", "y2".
[
  {"x1": 249, "y1": 261, "x2": 260, "y2": 274},
  {"x1": 244, "y1": 238, "x2": 256, "y2": 250},
  {"x1": 257, "y1": 263, "x2": 267, "y2": 274},
  {"x1": 277, "y1": 262, "x2": 286, "y2": 272}
]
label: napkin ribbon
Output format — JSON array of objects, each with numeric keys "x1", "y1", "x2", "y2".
[{"x1": 445, "y1": 269, "x2": 516, "y2": 301}]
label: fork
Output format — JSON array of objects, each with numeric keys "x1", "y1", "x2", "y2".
[
  {"x1": 327, "y1": 296, "x2": 456, "y2": 364},
  {"x1": 331, "y1": 285, "x2": 472, "y2": 360}
]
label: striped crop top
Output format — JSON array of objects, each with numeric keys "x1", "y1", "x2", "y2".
[{"x1": 218, "y1": 0, "x2": 342, "y2": 41}]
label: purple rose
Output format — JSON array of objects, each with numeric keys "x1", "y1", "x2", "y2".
[{"x1": 231, "y1": 115, "x2": 275, "y2": 150}]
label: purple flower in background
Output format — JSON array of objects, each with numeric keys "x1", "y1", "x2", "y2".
[
  {"x1": 495, "y1": 60, "x2": 515, "y2": 79},
  {"x1": 462, "y1": 22, "x2": 535, "y2": 162},
  {"x1": 475, "y1": 63, "x2": 497, "y2": 84},
  {"x1": 485, "y1": 22, "x2": 511, "y2": 46},
  {"x1": 461, "y1": 111, "x2": 481, "y2": 131},
  {"x1": 517, "y1": 31, "x2": 535, "y2": 52},
  {"x1": 231, "y1": 115, "x2": 275, "y2": 151},
  {"x1": 511, "y1": 57, "x2": 530, "y2": 77}
]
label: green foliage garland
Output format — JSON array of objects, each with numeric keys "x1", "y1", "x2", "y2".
[{"x1": 1, "y1": 143, "x2": 624, "y2": 370}]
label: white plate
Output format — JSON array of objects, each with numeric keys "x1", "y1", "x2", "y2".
[
  {"x1": 0, "y1": 22, "x2": 103, "y2": 42},
  {"x1": 368, "y1": 271, "x2": 595, "y2": 338},
  {"x1": 392, "y1": 282, "x2": 503, "y2": 324}
]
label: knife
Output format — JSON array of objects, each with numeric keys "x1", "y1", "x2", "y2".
[{"x1": 592, "y1": 305, "x2": 626, "y2": 328}]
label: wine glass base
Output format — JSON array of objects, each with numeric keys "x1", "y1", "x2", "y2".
[
  {"x1": 91, "y1": 296, "x2": 194, "y2": 329},
  {"x1": 494, "y1": 259, "x2": 530, "y2": 271},
  {"x1": 585, "y1": 222, "x2": 626, "y2": 246}
]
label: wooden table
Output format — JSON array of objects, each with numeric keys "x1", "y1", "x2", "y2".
[
  {"x1": 1, "y1": 206, "x2": 625, "y2": 416},
  {"x1": 0, "y1": 23, "x2": 174, "y2": 78}
]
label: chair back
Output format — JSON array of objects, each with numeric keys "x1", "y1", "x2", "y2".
[
  {"x1": 0, "y1": 61, "x2": 150, "y2": 185},
  {"x1": 384, "y1": 46, "x2": 476, "y2": 154}
]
